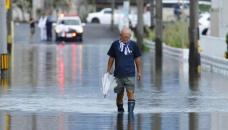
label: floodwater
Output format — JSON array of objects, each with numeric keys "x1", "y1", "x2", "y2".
[{"x1": 1, "y1": 24, "x2": 228, "y2": 130}]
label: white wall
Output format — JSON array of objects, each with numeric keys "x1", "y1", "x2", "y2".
[
  {"x1": 200, "y1": 36, "x2": 226, "y2": 58},
  {"x1": 220, "y1": 0, "x2": 228, "y2": 38},
  {"x1": 211, "y1": 0, "x2": 228, "y2": 38}
]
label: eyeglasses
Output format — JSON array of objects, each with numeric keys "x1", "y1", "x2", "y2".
[{"x1": 121, "y1": 36, "x2": 131, "y2": 39}]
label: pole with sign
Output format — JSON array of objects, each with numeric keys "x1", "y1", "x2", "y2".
[
  {"x1": 6, "y1": 0, "x2": 10, "y2": 9},
  {"x1": 1, "y1": 0, "x2": 8, "y2": 77},
  {"x1": 123, "y1": 1, "x2": 129, "y2": 28}
]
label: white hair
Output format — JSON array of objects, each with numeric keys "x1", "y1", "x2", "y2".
[{"x1": 120, "y1": 28, "x2": 131, "y2": 35}]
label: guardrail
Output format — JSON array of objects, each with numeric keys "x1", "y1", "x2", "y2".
[{"x1": 145, "y1": 40, "x2": 228, "y2": 76}]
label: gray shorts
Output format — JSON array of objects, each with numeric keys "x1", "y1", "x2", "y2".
[{"x1": 114, "y1": 77, "x2": 135, "y2": 93}]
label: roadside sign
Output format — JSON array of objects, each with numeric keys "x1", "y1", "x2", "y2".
[
  {"x1": 123, "y1": 1, "x2": 129, "y2": 19},
  {"x1": 6, "y1": 0, "x2": 10, "y2": 9},
  {"x1": 123, "y1": 1, "x2": 130, "y2": 28}
]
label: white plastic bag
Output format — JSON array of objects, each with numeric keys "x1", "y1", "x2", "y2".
[{"x1": 101, "y1": 73, "x2": 117, "y2": 98}]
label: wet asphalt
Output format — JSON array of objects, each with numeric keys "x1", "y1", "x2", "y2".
[{"x1": 0, "y1": 23, "x2": 228, "y2": 130}]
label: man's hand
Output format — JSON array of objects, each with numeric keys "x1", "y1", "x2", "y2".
[{"x1": 137, "y1": 72, "x2": 142, "y2": 81}]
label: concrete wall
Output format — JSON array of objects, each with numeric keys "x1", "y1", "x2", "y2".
[
  {"x1": 220, "y1": 0, "x2": 228, "y2": 37},
  {"x1": 210, "y1": 9, "x2": 219, "y2": 37},
  {"x1": 210, "y1": 0, "x2": 228, "y2": 38},
  {"x1": 201, "y1": 36, "x2": 226, "y2": 58}
]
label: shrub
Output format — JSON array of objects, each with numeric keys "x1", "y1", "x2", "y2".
[
  {"x1": 146, "y1": 22, "x2": 190, "y2": 48},
  {"x1": 163, "y1": 22, "x2": 189, "y2": 48},
  {"x1": 225, "y1": 33, "x2": 228, "y2": 59}
]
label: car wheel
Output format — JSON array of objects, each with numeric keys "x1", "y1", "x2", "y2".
[
  {"x1": 55, "y1": 36, "x2": 59, "y2": 42},
  {"x1": 77, "y1": 36, "x2": 83, "y2": 42},
  {"x1": 91, "y1": 18, "x2": 100, "y2": 23},
  {"x1": 79, "y1": 38, "x2": 83, "y2": 42},
  {"x1": 55, "y1": 33, "x2": 59, "y2": 42},
  {"x1": 202, "y1": 29, "x2": 208, "y2": 35}
]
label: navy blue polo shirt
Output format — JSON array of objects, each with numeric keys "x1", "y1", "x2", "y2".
[{"x1": 107, "y1": 40, "x2": 141, "y2": 78}]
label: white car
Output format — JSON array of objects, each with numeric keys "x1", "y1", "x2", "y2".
[
  {"x1": 54, "y1": 14, "x2": 85, "y2": 42},
  {"x1": 86, "y1": 8, "x2": 122, "y2": 24},
  {"x1": 199, "y1": 12, "x2": 210, "y2": 36}
]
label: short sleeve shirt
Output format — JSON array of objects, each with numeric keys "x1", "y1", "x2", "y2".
[{"x1": 107, "y1": 40, "x2": 141, "y2": 78}]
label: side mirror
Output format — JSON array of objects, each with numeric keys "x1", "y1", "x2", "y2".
[{"x1": 81, "y1": 23, "x2": 86, "y2": 26}]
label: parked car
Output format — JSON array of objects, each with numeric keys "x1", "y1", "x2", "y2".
[
  {"x1": 199, "y1": 12, "x2": 210, "y2": 35},
  {"x1": 86, "y1": 8, "x2": 122, "y2": 24},
  {"x1": 86, "y1": 8, "x2": 151, "y2": 28}
]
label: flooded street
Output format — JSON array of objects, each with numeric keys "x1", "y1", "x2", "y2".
[{"x1": 1, "y1": 24, "x2": 228, "y2": 130}]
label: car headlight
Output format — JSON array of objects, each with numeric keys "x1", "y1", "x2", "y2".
[
  {"x1": 78, "y1": 28, "x2": 83, "y2": 33},
  {"x1": 56, "y1": 29, "x2": 60, "y2": 33}
]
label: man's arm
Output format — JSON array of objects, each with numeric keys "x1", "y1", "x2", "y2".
[
  {"x1": 107, "y1": 57, "x2": 115, "y2": 73},
  {"x1": 135, "y1": 57, "x2": 141, "y2": 80}
]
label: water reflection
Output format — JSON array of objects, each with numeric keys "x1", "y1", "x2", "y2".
[
  {"x1": 116, "y1": 113, "x2": 124, "y2": 130},
  {"x1": 128, "y1": 113, "x2": 135, "y2": 130},
  {"x1": 1, "y1": 111, "x2": 228, "y2": 129},
  {"x1": 151, "y1": 113, "x2": 161, "y2": 130},
  {"x1": 189, "y1": 113, "x2": 198, "y2": 130}
]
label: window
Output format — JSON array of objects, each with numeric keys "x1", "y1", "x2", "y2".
[
  {"x1": 59, "y1": 19, "x2": 80, "y2": 25},
  {"x1": 163, "y1": 3, "x2": 176, "y2": 8},
  {"x1": 104, "y1": 10, "x2": 112, "y2": 14}
]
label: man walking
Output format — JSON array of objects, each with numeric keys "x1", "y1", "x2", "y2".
[{"x1": 107, "y1": 28, "x2": 142, "y2": 113}]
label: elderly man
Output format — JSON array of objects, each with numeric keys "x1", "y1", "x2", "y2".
[{"x1": 107, "y1": 28, "x2": 142, "y2": 113}]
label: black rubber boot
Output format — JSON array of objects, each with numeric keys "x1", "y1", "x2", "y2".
[
  {"x1": 128, "y1": 100, "x2": 135, "y2": 113},
  {"x1": 117, "y1": 103, "x2": 124, "y2": 112}
]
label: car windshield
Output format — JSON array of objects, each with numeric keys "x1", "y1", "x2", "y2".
[{"x1": 58, "y1": 19, "x2": 80, "y2": 25}]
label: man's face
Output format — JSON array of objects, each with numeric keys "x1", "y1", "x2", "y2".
[{"x1": 120, "y1": 33, "x2": 131, "y2": 43}]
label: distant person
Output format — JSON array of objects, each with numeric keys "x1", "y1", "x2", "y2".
[
  {"x1": 38, "y1": 13, "x2": 47, "y2": 41},
  {"x1": 55, "y1": 21, "x2": 69, "y2": 42},
  {"x1": 46, "y1": 13, "x2": 54, "y2": 41},
  {"x1": 174, "y1": 2, "x2": 182, "y2": 20},
  {"x1": 29, "y1": 15, "x2": 36, "y2": 42},
  {"x1": 107, "y1": 28, "x2": 142, "y2": 113}
]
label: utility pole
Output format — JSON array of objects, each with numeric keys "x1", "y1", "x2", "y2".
[
  {"x1": 111, "y1": 0, "x2": 115, "y2": 31},
  {"x1": 0, "y1": 0, "x2": 8, "y2": 77},
  {"x1": 7, "y1": 0, "x2": 13, "y2": 86},
  {"x1": 155, "y1": 0, "x2": 162, "y2": 57},
  {"x1": 150, "y1": 0, "x2": 154, "y2": 29},
  {"x1": 7, "y1": 0, "x2": 13, "y2": 55},
  {"x1": 137, "y1": 0, "x2": 144, "y2": 51},
  {"x1": 189, "y1": 0, "x2": 200, "y2": 73},
  {"x1": 32, "y1": 0, "x2": 36, "y2": 20}
]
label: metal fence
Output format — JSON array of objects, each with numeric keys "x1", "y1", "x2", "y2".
[{"x1": 145, "y1": 40, "x2": 228, "y2": 76}]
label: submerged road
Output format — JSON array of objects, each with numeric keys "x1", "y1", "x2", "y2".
[{"x1": 0, "y1": 23, "x2": 228, "y2": 130}]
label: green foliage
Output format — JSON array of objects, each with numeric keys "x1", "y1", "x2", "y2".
[
  {"x1": 226, "y1": 33, "x2": 228, "y2": 45},
  {"x1": 199, "y1": 4, "x2": 211, "y2": 13},
  {"x1": 145, "y1": 27, "x2": 155, "y2": 41},
  {"x1": 225, "y1": 33, "x2": 228, "y2": 59},
  {"x1": 146, "y1": 22, "x2": 190, "y2": 48},
  {"x1": 225, "y1": 51, "x2": 228, "y2": 59},
  {"x1": 163, "y1": 22, "x2": 189, "y2": 48},
  {"x1": 142, "y1": 42, "x2": 150, "y2": 52}
]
